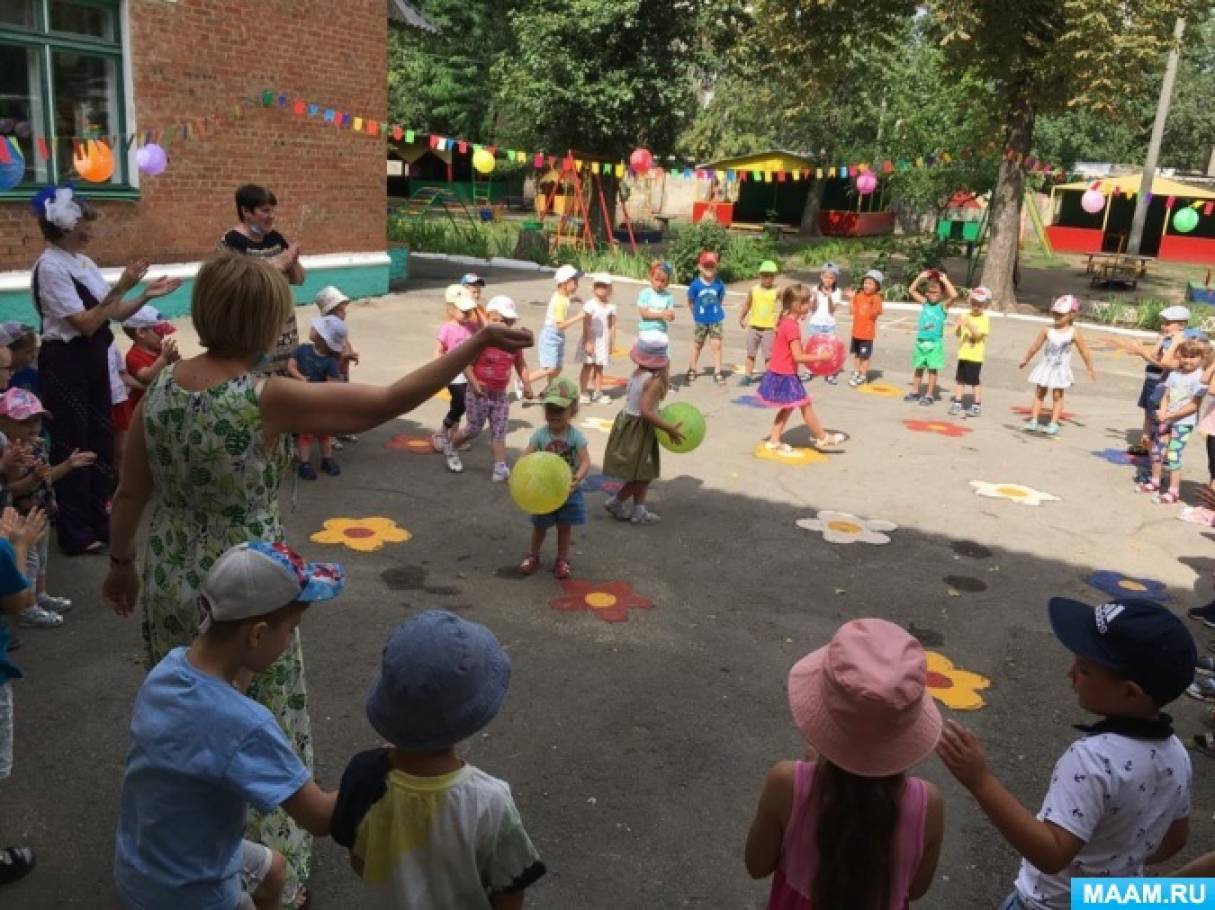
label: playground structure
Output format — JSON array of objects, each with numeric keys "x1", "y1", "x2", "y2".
[{"x1": 537, "y1": 156, "x2": 638, "y2": 256}]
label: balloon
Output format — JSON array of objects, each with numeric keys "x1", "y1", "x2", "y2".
[
  {"x1": 0, "y1": 119, "x2": 12, "y2": 135},
  {"x1": 472, "y1": 148, "x2": 495, "y2": 175},
  {"x1": 805, "y1": 335, "x2": 847, "y2": 376},
  {"x1": 0, "y1": 141, "x2": 25, "y2": 191},
  {"x1": 1080, "y1": 189, "x2": 1105, "y2": 214},
  {"x1": 74, "y1": 139, "x2": 114, "y2": 183},
  {"x1": 629, "y1": 147, "x2": 652, "y2": 175},
  {"x1": 656, "y1": 402, "x2": 706, "y2": 454},
  {"x1": 509, "y1": 452, "x2": 572, "y2": 515},
  {"x1": 856, "y1": 172, "x2": 877, "y2": 195},
  {"x1": 1173, "y1": 206, "x2": 1199, "y2": 234},
  {"x1": 136, "y1": 142, "x2": 168, "y2": 176}
]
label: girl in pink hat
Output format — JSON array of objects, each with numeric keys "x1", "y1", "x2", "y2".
[
  {"x1": 745, "y1": 618, "x2": 945, "y2": 910},
  {"x1": 1018, "y1": 295, "x2": 1097, "y2": 436}
]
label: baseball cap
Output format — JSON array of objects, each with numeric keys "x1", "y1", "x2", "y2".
[
  {"x1": 314, "y1": 286, "x2": 350, "y2": 316},
  {"x1": 758, "y1": 260, "x2": 779, "y2": 275},
  {"x1": 444, "y1": 284, "x2": 478, "y2": 311},
  {"x1": 542, "y1": 377, "x2": 579, "y2": 408},
  {"x1": 820, "y1": 261, "x2": 841, "y2": 278},
  {"x1": 1161, "y1": 305, "x2": 1191, "y2": 323},
  {"x1": 0, "y1": 388, "x2": 49, "y2": 421},
  {"x1": 311, "y1": 315, "x2": 348, "y2": 353},
  {"x1": 1048, "y1": 597, "x2": 1197, "y2": 705},
  {"x1": 198, "y1": 540, "x2": 344, "y2": 632},
  {"x1": 554, "y1": 264, "x2": 582, "y2": 285},
  {"x1": 698, "y1": 251, "x2": 719, "y2": 267},
  {"x1": 969, "y1": 286, "x2": 993, "y2": 304},
  {"x1": 123, "y1": 305, "x2": 176, "y2": 336},
  {"x1": 460, "y1": 273, "x2": 485, "y2": 287},
  {"x1": 591, "y1": 273, "x2": 613, "y2": 286},
  {"x1": 365, "y1": 609, "x2": 510, "y2": 752},
  {"x1": 0, "y1": 322, "x2": 35, "y2": 347},
  {"x1": 486, "y1": 295, "x2": 519, "y2": 320},
  {"x1": 863, "y1": 269, "x2": 884, "y2": 287},
  {"x1": 1051, "y1": 295, "x2": 1079, "y2": 315}
]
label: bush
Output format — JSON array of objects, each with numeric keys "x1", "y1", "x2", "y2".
[
  {"x1": 387, "y1": 215, "x2": 519, "y2": 260},
  {"x1": 667, "y1": 220, "x2": 731, "y2": 282}
]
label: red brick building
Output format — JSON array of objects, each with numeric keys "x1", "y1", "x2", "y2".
[{"x1": 0, "y1": 0, "x2": 416, "y2": 316}]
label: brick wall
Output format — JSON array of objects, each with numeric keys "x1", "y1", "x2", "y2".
[{"x1": 0, "y1": 0, "x2": 387, "y2": 271}]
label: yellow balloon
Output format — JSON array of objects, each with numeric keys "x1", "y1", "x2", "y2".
[
  {"x1": 472, "y1": 148, "x2": 496, "y2": 175},
  {"x1": 509, "y1": 452, "x2": 571, "y2": 515}
]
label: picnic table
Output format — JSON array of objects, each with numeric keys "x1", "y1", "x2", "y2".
[{"x1": 1085, "y1": 252, "x2": 1154, "y2": 289}]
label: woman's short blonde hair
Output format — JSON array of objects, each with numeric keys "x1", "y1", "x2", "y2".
[{"x1": 192, "y1": 254, "x2": 293, "y2": 358}]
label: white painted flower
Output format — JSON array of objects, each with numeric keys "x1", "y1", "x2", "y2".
[
  {"x1": 796, "y1": 511, "x2": 898, "y2": 545},
  {"x1": 580, "y1": 417, "x2": 614, "y2": 433},
  {"x1": 969, "y1": 480, "x2": 1060, "y2": 506}
]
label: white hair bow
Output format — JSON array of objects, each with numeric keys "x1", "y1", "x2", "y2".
[{"x1": 44, "y1": 187, "x2": 82, "y2": 232}]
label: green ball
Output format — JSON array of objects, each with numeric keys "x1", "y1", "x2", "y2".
[
  {"x1": 656, "y1": 402, "x2": 706, "y2": 453},
  {"x1": 1173, "y1": 207, "x2": 1199, "y2": 234},
  {"x1": 509, "y1": 452, "x2": 572, "y2": 514}
]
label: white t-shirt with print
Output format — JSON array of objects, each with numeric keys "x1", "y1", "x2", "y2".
[
  {"x1": 1163, "y1": 368, "x2": 1205, "y2": 427},
  {"x1": 1013, "y1": 732, "x2": 1191, "y2": 910}
]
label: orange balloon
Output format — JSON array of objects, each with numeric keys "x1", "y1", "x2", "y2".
[{"x1": 74, "y1": 139, "x2": 114, "y2": 183}]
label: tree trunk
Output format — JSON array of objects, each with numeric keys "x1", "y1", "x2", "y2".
[
  {"x1": 588, "y1": 171, "x2": 620, "y2": 247},
  {"x1": 980, "y1": 97, "x2": 1034, "y2": 311},
  {"x1": 799, "y1": 178, "x2": 826, "y2": 235}
]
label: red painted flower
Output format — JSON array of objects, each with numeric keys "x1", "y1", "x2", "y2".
[
  {"x1": 1011, "y1": 405, "x2": 1076, "y2": 422},
  {"x1": 550, "y1": 579, "x2": 653, "y2": 623},
  {"x1": 903, "y1": 419, "x2": 971, "y2": 437},
  {"x1": 386, "y1": 434, "x2": 436, "y2": 454}
]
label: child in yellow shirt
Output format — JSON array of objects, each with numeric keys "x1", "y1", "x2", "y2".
[
  {"x1": 949, "y1": 286, "x2": 992, "y2": 418},
  {"x1": 738, "y1": 260, "x2": 780, "y2": 386}
]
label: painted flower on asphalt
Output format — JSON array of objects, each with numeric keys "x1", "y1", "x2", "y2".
[
  {"x1": 580, "y1": 417, "x2": 614, "y2": 433},
  {"x1": 753, "y1": 442, "x2": 827, "y2": 466},
  {"x1": 796, "y1": 511, "x2": 897, "y2": 545},
  {"x1": 600, "y1": 374, "x2": 628, "y2": 389},
  {"x1": 550, "y1": 579, "x2": 652, "y2": 623},
  {"x1": 925, "y1": 651, "x2": 991, "y2": 710},
  {"x1": 310, "y1": 517, "x2": 412, "y2": 553},
  {"x1": 857, "y1": 381, "x2": 903, "y2": 397},
  {"x1": 1086, "y1": 570, "x2": 1170, "y2": 602},
  {"x1": 904, "y1": 419, "x2": 971, "y2": 437},
  {"x1": 731, "y1": 394, "x2": 768, "y2": 409},
  {"x1": 386, "y1": 434, "x2": 435, "y2": 454},
  {"x1": 969, "y1": 481, "x2": 1060, "y2": 506}
]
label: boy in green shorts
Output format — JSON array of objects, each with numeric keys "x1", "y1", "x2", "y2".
[{"x1": 904, "y1": 269, "x2": 958, "y2": 405}]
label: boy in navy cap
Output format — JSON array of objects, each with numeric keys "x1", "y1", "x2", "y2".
[
  {"x1": 333, "y1": 609, "x2": 545, "y2": 908},
  {"x1": 937, "y1": 598, "x2": 1195, "y2": 910}
]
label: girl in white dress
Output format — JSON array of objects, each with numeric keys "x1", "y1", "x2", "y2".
[
  {"x1": 579, "y1": 274, "x2": 617, "y2": 403},
  {"x1": 1018, "y1": 295, "x2": 1097, "y2": 435}
]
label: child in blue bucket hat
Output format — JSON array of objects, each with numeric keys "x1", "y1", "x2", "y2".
[{"x1": 333, "y1": 609, "x2": 546, "y2": 908}]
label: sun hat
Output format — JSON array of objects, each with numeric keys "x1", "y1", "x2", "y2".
[
  {"x1": 591, "y1": 273, "x2": 614, "y2": 286},
  {"x1": 1048, "y1": 597, "x2": 1196, "y2": 705},
  {"x1": 311, "y1": 315, "x2": 348, "y2": 353},
  {"x1": 631, "y1": 330, "x2": 671, "y2": 370},
  {"x1": 541, "y1": 377, "x2": 579, "y2": 408},
  {"x1": 554, "y1": 264, "x2": 582, "y2": 285},
  {"x1": 969, "y1": 286, "x2": 993, "y2": 304},
  {"x1": 1161, "y1": 305, "x2": 1191, "y2": 323},
  {"x1": 486, "y1": 295, "x2": 519, "y2": 320},
  {"x1": 460, "y1": 272, "x2": 486, "y2": 287},
  {"x1": 758, "y1": 260, "x2": 779, "y2": 275},
  {"x1": 787, "y1": 618, "x2": 942, "y2": 778},
  {"x1": 123, "y1": 305, "x2": 176, "y2": 336},
  {"x1": 862, "y1": 269, "x2": 884, "y2": 287},
  {"x1": 0, "y1": 388, "x2": 49, "y2": 422},
  {"x1": 1051, "y1": 295, "x2": 1080, "y2": 315},
  {"x1": 444, "y1": 284, "x2": 478, "y2": 311},
  {"x1": 198, "y1": 540, "x2": 344, "y2": 632},
  {"x1": 698, "y1": 251, "x2": 719, "y2": 267},
  {"x1": 820, "y1": 261, "x2": 841, "y2": 278},
  {"x1": 365, "y1": 609, "x2": 511, "y2": 752},
  {"x1": 314, "y1": 286, "x2": 350, "y2": 316},
  {"x1": 0, "y1": 322, "x2": 36, "y2": 347}
]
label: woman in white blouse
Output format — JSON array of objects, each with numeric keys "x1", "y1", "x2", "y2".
[{"x1": 30, "y1": 186, "x2": 179, "y2": 555}]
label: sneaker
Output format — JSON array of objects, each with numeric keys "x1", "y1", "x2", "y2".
[
  {"x1": 1187, "y1": 676, "x2": 1215, "y2": 702},
  {"x1": 630, "y1": 506, "x2": 661, "y2": 525},
  {"x1": 1197, "y1": 656, "x2": 1215, "y2": 677},
  {"x1": 799, "y1": 372, "x2": 813, "y2": 382},
  {"x1": 604, "y1": 497, "x2": 630, "y2": 520},
  {"x1": 297, "y1": 462, "x2": 317, "y2": 481},
  {"x1": 1188, "y1": 602, "x2": 1215, "y2": 628},
  {"x1": 764, "y1": 441, "x2": 796, "y2": 456},
  {"x1": 948, "y1": 400, "x2": 962, "y2": 416},
  {"x1": 37, "y1": 593, "x2": 72, "y2": 614},
  {"x1": 714, "y1": 373, "x2": 727, "y2": 386},
  {"x1": 967, "y1": 404, "x2": 982, "y2": 418},
  {"x1": 18, "y1": 605, "x2": 62, "y2": 628},
  {"x1": 1021, "y1": 419, "x2": 1039, "y2": 433},
  {"x1": 337, "y1": 434, "x2": 358, "y2": 443},
  {"x1": 320, "y1": 458, "x2": 341, "y2": 477},
  {"x1": 918, "y1": 395, "x2": 934, "y2": 407},
  {"x1": 903, "y1": 392, "x2": 921, "y2": 402},
  {"x1": 739, "y1": 375, "x2": 753, "y2": 387},
  {"x1": 824, "y1": 374, "x2": 839, "y2": 385},
  {"x1": 685, "y1": 369, "x2": 697, "y2": 384},
  {"x1": 332, "y1": 440, "x2": 344, "y2": 451},
  {"x1": 492, "y1": 463, "x2": 510, "y2": 483},
  {"x1": 431, "y1": 433, "x2": 447, "y2": 453},
  {"x1": 847, "y1": 373, "x2": 861, "y2": 387},
  {"x1": 1042, "y1": 422, "x2": 1061, "y2": 436},
  {"x1": 444, "y1": 446, "x2": 464, "y2": 474},
  {"x1": 855, "y1": 375, "x2": 868, "y2": 386}
]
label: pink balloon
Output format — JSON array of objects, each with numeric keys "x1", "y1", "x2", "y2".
[
  {"x1": 629, "y1": 147, "x2": 652, "y2": 175},
  {"x1": 136, "y1": 142, "x2": 168, "y2": 176},
  {"x1": 806, "y1": 336, "x2": 846, "y2": 376},
  {"x1": 857, "y1": 173, "x2": 877, "y2": 195},
  {"x1": 1080, "y1": 188, "x2": 1105, "y2": 214}
]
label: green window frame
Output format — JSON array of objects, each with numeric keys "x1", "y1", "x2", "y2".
[{"x1": 0, "y1": 0, "x2": 137, "y2": 200}]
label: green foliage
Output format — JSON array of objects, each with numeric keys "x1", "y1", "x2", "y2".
[
  {"x1": 667, "y1": 220, "x2": 731, "y2": 282},
  {"x1": 557, "y1": 248, "x2": 654, "y2": 280},
  {"x1": 387, "y1": 217, "x2": 519, "y2": 260}
]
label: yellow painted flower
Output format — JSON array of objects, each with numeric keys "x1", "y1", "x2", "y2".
[
  {"x1": 925, "y1": 651, "x2": 990, "y2": 710},
  {"x1": 858, "y1": 380, "x2": 903, "y2": 397},
  {"x1": 796, "y1": 511, "x2": 897, "y2": 544},
  {"x1": 580, "y1": 417, "x2": 615, "y2": 433},
  {"x1": 433, "y1": 387, "x2": 452, "y2": 402},
  {"x1": 969, "y1": 480, "x2": 1060, "y2": 506},
  {"x1": 310, "y1": 517, "x2": 412, "y2": 553},
  {"x1": 753, "y1": 442, "x2": 827, "y2": 466}
]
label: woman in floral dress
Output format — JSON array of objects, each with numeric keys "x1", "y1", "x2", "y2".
[{"x1": 101, "y1": 254, "x2": 530, "y2": 908}]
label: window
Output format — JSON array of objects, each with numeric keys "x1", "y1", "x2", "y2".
[{"x1": 0, "y1": 0, "x2": 129, "y2": 193}]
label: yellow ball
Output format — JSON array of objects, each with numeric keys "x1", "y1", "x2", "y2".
[
  {"x1": 472, "y1": 148, "x2": 496, "y2": 175},
  {"x1": 509, "y1": 452, "x2": 572, "y2": 514}
]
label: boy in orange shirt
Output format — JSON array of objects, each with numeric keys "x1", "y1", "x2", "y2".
[{"x1": 847, "y1": 269, "x2": 884, "y2": 386}]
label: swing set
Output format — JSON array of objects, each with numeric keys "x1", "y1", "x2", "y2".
[{"x1": 538, "y1": 154, "x2": 638, "y2": 256}]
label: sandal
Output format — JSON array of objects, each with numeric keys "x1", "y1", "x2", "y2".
[
  {"x1": 1137, "y1": 480, "x2": 1159, "y2": 494},
  {"x1": 0, "y1": 846, "x2": 35, "y2": 886},
  {"x1": 1153, "y1": 490, "x2": 1180, "y2": 504},
  {"x1": 810, "y1": 432, "x2": 847, "y2": 454},
  {"x1": 519, "y1": 554, "x2": 540, "y2": 575},
  {"x1": 553, "y1": 558, "x2": 572, "y2": 580},
  {"x1": 685, "y1": 369, "x2": 697, "y2": 383}
]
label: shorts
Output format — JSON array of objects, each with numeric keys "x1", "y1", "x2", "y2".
[
  {"x1": 1138, "y1": 374, "x2": 1164, "y2": 411},
  {"x1": 955, "y1": 360, "x2": 983, "y2": 386},
  {"x1": 693, "y1": 322, "x2": 723, "y2": 345},
  {"x1": 111, "y1": 398, "x2": 133, "y2": 432},
  {"x1": 538, "y1": 326, "x2": 565, "y2": 369},
  {"x1": 531, "y1": 488, "x2": 587, "y2": 529},
  {"x1": 463, "y1": 388, "x2": 510, "y2": 443},
  {"x1": 24, "y1": 532, "x2": 48, "y2": 580},
  {"x1": 850, "y1": 337, "x2": 873, "y2": 359},
  {"x1": 746, "y1": 327, "x2": 774, "y2": 360},
  {"x1": 236, "y1": 840, "x2": 275, "y2": 909},
  {"x1": 443, "y1": 382, "x2": 468, "y2": 429},
  {"x1": 912, "y1": 339, "x2": 944, "y2": 372},
  {"x1": 0, "y1": 682, "x2": 12, "y2": 780}
]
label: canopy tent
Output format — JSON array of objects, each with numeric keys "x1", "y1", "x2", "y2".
[
  {"x1": 1050, "y1": 174, "x2": 1215, "y2": 200},
  {"x1": 697, "y1": 150, "x2": 816, "y2": 174}
]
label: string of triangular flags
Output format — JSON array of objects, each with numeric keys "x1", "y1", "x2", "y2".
[{"x1": 1081, "y1": 179, "x2": 1215, "y2": 215}]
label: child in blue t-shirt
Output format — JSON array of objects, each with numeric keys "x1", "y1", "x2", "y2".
[
  {"x1": 517, "y1": 378, "x2": 590, "y2": 581},
  {"x1": 686, "y1": 251, "x2": 727, "y2": 385},
  {"x1": 115, "y1": 541, "x2": 342, "y2": 910},
  {"x1": 636, "y1": 261, "x2": 676, "y2": 334},
  {"x1": 288, "y1": 315, "x2": 347, "y2": 480}
]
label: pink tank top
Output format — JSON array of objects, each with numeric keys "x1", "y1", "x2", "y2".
[{"x1": 767, "y1": 762, "x2": 928, "y2": 910}]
